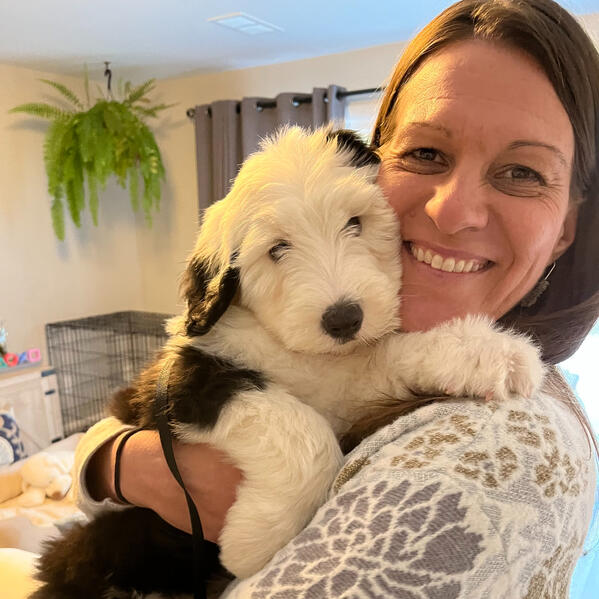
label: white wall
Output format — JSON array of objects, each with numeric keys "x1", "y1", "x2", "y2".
[
  {"x1": 0, "y1": 41, "x2": 405, "y2": 362},
  {"x1": 0, "y1": 64, "x2": 147, "y2": 359}
]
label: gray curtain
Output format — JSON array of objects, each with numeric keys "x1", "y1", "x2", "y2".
[{"x1": 192, "y1": 85, "x2": 346, "y2": 214}]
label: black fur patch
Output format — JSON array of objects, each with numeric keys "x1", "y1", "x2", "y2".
[
  {"x1": 327, "y1": 129, "x2": 380, "y2": 169},
  {"x1": 109, "y1": 385, "x2": 138, "y2": 423},
  {"x1": 31, "y1": 508, "x2": 222, "y2": 599},
  {"x1": 183, "y1": 256, "x2": 210, "y2": 305},
  {"x1": 184, "y1": 259, "x2": 240, "y2": 337},
  {"x1": 109, "y1": 344, "x2": 267, "y2": 431},
  {"x1": 194, "y1": 265, "x2": 240, "y2": 335},
  {"x1": 162, "y1": 344, "x2": 267, "y2": 429}
]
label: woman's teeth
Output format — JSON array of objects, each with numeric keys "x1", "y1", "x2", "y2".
[{"x1": 409, "y1": 243, "x2": 488, "y2": 273}]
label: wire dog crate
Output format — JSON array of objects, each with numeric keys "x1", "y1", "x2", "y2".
[{"x1": 46, "y1": 311, "x2": 171, "y2": 436}]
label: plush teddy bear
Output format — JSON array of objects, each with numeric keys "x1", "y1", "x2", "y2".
[{"x1": 17, "y1": 451, "x2": 74, "y2": 507}]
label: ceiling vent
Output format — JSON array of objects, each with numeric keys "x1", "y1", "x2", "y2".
[{"x1": 207, "y1": 12, "x2": 283, "y2": 35}]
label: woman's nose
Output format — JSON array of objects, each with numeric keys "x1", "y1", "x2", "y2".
[{"x1": 424, "y1": 175, "x2": 489, "y2": 235}]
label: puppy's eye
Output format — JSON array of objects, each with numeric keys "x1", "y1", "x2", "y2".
[
  {"x1": 343, "y1": 216, "x2": 361, "y2": 236},
  {"x1": 269, "y1": 240, "x2": 291, "y2": 262}
]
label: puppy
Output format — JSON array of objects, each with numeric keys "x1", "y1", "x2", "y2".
[{"x1": 33, "y1": 127, "x2": 544, "y2": 598}]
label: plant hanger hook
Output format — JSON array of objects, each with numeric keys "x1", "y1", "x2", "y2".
[{"x1": 104, "y1": 61, "x2": 112, "y2": 98}]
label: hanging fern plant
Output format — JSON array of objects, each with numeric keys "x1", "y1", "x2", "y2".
[{"x1": 10, "y1": 67, "x2": 173, "y2": 240}]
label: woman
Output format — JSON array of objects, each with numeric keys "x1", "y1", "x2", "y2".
[{"x1": 15, "y1": 0, "x2": 599, "y2": 597}]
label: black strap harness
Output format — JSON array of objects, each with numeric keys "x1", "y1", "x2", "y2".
[{"x1": 155, "y1": 357, "x2": 207, "y2": 599}]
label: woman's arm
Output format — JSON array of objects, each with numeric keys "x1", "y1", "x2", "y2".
[
  {"x1": 73, "y1": 417, "x2": 133, "y2": 518},
  {"x1": 116, "y1": 430, "x2": 244, "y2": 542},
  {"x1": 74, "y1": 418, "x2": 243, "y2": 543}
]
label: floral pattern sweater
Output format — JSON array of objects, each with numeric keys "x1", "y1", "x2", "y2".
[{"x1": 75, "y1": 375, "x2": 595, "y2": 599}]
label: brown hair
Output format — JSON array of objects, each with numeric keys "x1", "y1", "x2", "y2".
[{"x1": 342, "y1": 0, "x2": 599, "y2": 452}]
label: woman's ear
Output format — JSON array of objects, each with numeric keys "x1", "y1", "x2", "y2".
[{"x1": 550, "y1": 205, "x2": 578, "y2": 262}]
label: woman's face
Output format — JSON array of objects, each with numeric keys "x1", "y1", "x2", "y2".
[{"x1": 378, "y1": 40, "x2": 578, "y2": 332}]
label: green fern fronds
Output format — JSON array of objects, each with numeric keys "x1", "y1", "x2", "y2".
[
  {"x1": 132, "y1": 102, "x2": 176, "y2": 119},
  {"x1": 43, "y1": 118, "x2": 71, "y2": 202},
  {"x1": 39, "y1": 79, "x2": 84, "y2": 110},
  {"x1": 87, "y1": 168, "x2": 99, "y2": 225},
  {"x1": 10, "y1": 69, "x2": 173, "y2": 240},
  {"x1": 125, "y1": 79, "x2": 156, "y2": 105},
  {"x1": 51, "y1": 198, "x2": 65, "y2": 241},
  {"x1": 9, "y1": 103, "x2": 73, "y2": 121},
  {"x1": 128, "y1": 166, "x2": 139, "y2": 212}
]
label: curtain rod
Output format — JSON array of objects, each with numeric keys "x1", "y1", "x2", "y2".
[{"x1": 185, "y1": 87, "x2": 383, "y2": 118}]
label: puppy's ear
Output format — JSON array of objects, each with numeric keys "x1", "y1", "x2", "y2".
[
  {"x1": 181, "y1": 254, "x2": 240, "y2": 336},
  {"x1": 326, "y1": 129, "x2": 380, "y2": 169}
]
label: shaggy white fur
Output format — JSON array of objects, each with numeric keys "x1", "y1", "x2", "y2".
[{"x1": 165, "y1": 127, "x2": 544, "y2": 578}]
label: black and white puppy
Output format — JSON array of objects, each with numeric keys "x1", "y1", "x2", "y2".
[{"x1": 33, "y1": 127, "x2": 544, "y2": 598}]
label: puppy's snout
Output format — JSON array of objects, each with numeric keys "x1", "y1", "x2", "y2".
[{"x1": 321, "y1": 301, "x2": 363, "y2": 342}]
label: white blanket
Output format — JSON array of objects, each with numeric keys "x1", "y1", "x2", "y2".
[{"x1": 0, "y1": 434, "x2": 85, "y2": 554}]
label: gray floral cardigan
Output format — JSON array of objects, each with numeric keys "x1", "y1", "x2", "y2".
[{"x1": 75, "y1": 373, "x2": 595, "y2": 599}]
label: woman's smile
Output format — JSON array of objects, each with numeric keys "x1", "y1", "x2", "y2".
[{"x1": 404, "y1": 241, "x2": 492, "y2": 274}]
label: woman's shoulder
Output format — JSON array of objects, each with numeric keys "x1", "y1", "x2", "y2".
[{"x1": 336, "y1": 379, "x2": 594, "y2": 498}]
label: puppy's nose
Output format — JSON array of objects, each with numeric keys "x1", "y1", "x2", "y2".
[{"x1": 321, "y1": 301, "x2": 363, "y2": 341}]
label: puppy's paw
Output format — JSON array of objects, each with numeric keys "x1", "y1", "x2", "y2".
[
  {"x1": 439, "y1": 315, "x2": 545, "y2": 402},
  {"x1": 502, "y1": 333, "x2": 545, "y2": 400}
]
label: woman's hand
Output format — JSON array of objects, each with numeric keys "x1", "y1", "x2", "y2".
[{"x1": 86, "y1": 429, "x2": 243, "y2": 543}]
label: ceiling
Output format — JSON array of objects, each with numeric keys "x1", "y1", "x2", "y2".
[{"x1": 2, "y1": 0, "x2": 599, "y2": 81}]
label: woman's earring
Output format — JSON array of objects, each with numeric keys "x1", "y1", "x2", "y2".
[{"x1": 520, "y1": 262, "x2": 557, "y2": 308}]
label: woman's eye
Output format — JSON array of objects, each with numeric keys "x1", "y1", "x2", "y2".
[
  {"x1": 411, "y1": 148, "x2": 442, "y2": 162},
  {"x1": 392, "y1": 147, "x2": 447, "y2": 174},
  {"x1": 268, "y1": 240, "x2": 291, "y2": 262},
  {"x1": 343, "y1": 216, "x2": 362, "y2": 236},
  {"x1": 498, "y1": 165, "x2": 545, "y2": 185}
]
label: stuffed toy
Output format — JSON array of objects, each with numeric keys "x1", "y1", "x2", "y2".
[{"x1": 17, "y1": 451, "x2": 74, "y2": 507}]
